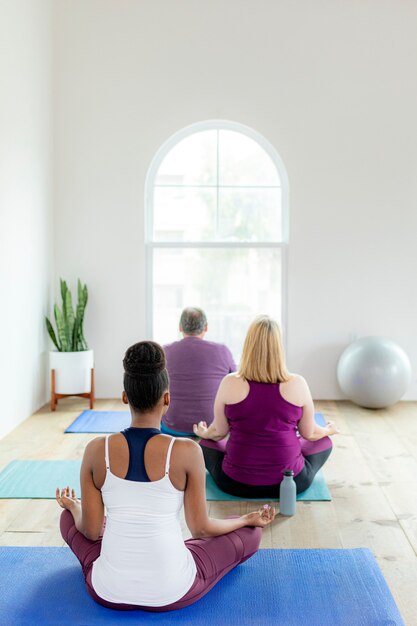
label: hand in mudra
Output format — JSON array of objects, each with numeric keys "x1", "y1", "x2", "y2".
[
  {"x1": 56, "y1": 486, "x2": 80, "y2": 511},
  {"x1": 193, "y1": 420, "x2": 209, "y2": 438},
  {"x1": 243, "y1": 505, "x2": 276, "y2": 528},
  {"x1": 325, "y1": 421, "x2": 339, "y2": 436}
]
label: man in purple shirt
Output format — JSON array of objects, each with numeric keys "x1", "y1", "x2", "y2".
[{"x1": 162, "y1": 307, "x2": 236, "y2": 434}]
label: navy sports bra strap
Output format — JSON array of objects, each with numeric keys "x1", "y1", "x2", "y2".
[{"x1": 121, "y1": 428, "x2": 160, "y2": 482}]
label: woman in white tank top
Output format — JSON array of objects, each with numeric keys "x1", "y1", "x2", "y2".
[{"x1": 56, "y1": 341, "x2": 275, "y2": 611}]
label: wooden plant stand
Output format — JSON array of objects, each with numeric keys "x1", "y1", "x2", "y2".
[{"x1": 51, "y1": 368, "x2": 95, "y2": 411}]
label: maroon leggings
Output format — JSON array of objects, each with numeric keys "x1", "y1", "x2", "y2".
[{"x1": 60, "y1": 509, "x2": 261, "y2": 611}]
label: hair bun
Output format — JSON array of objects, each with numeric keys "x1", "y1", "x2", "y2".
[{"x1": 123, "y1": 341, "x2": 166, "y2": 377}]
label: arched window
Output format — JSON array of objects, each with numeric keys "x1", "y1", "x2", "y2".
[{"x1": 145, "y1": 120, "x2": 288, "y2": 361}]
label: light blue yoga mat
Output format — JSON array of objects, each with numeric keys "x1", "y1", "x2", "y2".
[
  {"x1": 65, "y1": 411, "x2": 193, "y2": 436},
  {"x1": 0, "y1": 460, "x2": 330, "y2": 501},
  {"x1": 204, "y1": 412, "x2": 330, "y2": 500},
  {"x1": 205, "y1": 469, "x2": 331, "y2": 501},
  {"x1": 0, "y1": 547, "x2": 404, "y2": 625},
  {"x1": 0, "y1": 461, "x2": 81, "y2": 499}
]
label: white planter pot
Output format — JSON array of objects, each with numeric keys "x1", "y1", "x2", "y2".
[{"x1": 50, "y1": 350, "x2": 94, "y2": 395}]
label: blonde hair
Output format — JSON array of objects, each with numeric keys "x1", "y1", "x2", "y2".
[{"x1": 238, "y1": 315, "x2": 290, "y2": 383}]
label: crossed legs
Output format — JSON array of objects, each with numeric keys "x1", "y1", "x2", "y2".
[
  {"x1": 60, "y1": 510, "x2": 261, "y2": 611},
  {"x1": 201, "y1": 437, "x2": 333, "y2": 498}
]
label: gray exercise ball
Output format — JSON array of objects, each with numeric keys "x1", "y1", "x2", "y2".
[{"x1": 337, "y1": 336, "x2": 412, "y2": 409}]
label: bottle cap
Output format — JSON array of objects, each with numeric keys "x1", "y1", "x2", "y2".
[{"x1": 283, "y1": 470, "x2": 294, "y2": 477}]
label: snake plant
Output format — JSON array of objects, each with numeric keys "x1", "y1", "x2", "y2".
[{"x1": 45, "y1": 279, "x2": 89, "y2": 351}]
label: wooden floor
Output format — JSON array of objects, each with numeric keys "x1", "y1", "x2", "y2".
[{"x1": 1, "y1": 399, "x2": 417, "y2": 624}]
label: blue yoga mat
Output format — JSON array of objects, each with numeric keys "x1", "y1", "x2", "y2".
[
  {"x1": 0, "y1": 460, "x2": 330, "y2": 500},
  {"x1": 65, "y1": 410, "x2": 130, "y2": 433},
  {"x1": 65, "y1": 411, "x2": 193, "y2": 436},
  {"x1": 0, "y1": 547, "x2": 404, "y2": 625}
]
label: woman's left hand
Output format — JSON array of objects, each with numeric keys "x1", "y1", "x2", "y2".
[
  {"x1": 243, "y1": 505, "x2": 276, "y2": 528},
  {"x1": 56, "y1": 486, "x2": 80, "y2": 511},
  {"x1": 193, "y1": 420, "x2": 209, "y2": 438}
]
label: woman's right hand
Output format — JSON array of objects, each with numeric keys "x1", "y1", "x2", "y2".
[
  {"x1": 56, "y1": 486, "x2": 80, "y2": 511},
  {"x1": 193, "y1": 420, "x2": 209, "y2": 438},
  {"x1": 242, "y1": 505, "x2": 276, "y2": 528}
]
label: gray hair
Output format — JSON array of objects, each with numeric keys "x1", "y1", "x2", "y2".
[{"x1": 180, "y1": 307, "x2": 207, "y2": 335}]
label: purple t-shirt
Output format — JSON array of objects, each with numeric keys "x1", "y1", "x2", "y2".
[
  {"x1": 162, "y1": 337, "x2": 236, "y2": 433},
  {"x1": 222, "y1": 381, "x2": 304, "y2": 486}
]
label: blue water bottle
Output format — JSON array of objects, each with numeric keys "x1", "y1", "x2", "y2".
[{"x1": 280, "y1": 469, "x2": 296, "y2": 516}]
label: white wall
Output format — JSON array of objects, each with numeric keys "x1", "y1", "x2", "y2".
[
  {"x1": 0, "y1": 0, "x2": 53, "y2": 438},
  {"x1": 53, "y1": 0, "x2": 417, "y2": 399}
]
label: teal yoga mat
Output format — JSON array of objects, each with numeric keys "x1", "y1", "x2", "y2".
[
  {"x1": 205, "y1": 469, "x2": 330, "y2": 501},
  {"x1": 204, "y1": 413, "x2": 332, "y2": 500},
  {"x1": 0, "y1": 461, "x2": 81, "y2": 499},
  {"x1": 0, "y1": 460, "x2": 330, "y2": 500}
]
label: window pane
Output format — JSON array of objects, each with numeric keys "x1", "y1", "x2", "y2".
[
  {"x1": 155, "y1": 130, "x2": 217, "y2": 186},
  {"x1": 218, "y1": 188, "x2": 282, "y2": 242},
  {"x1": 153, "y1": 247, "x2": 282, "y2": 362},
  {"x1": 218, "y1": 130, "x2": 280, "y2": 186},
  {"x1": 153, "y1": 187, "x2": 217, "y2": 241}
]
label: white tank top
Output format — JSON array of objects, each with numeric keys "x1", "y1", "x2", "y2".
[{"x1": 91, "y1": 435, "x2": 197, "y2": 606}]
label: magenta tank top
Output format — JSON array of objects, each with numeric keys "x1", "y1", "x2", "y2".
[{"x1": 222, "y1": 381, "x2": 304, "y2": 486}]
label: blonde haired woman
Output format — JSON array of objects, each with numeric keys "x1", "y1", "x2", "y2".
[{"x1": 193, "y1": 315, "x2": 338, "y2": 498}]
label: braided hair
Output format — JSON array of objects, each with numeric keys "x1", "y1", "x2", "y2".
[{"x1": 123, "y1": 341, "x2": 169, "y2": 412}]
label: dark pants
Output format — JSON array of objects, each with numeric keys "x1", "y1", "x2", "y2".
[
  {"x1": 60, "y1": 510, "x2": 261, "y2": 612},
  {"x1": 201, "y1": 436, "x2": 333, "y2": 498}
]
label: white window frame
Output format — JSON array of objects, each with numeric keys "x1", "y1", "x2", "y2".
[{"x1": 144, "y1": 119, "x2": 289, "y2": 349}]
